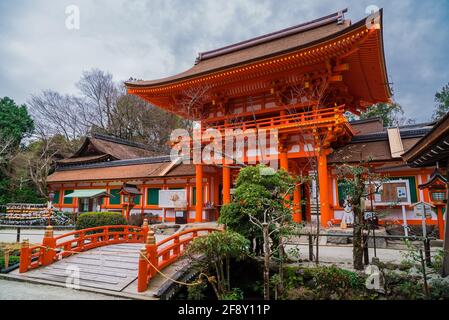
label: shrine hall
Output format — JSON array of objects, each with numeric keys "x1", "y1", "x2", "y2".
[{"x1": 47, "y1": 9, "x2": 442, "y2": 231}]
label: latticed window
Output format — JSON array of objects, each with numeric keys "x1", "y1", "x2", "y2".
[
  {"x1": 147, "y1": 188, "x2": 160, "y2": 205},
  {"x1": 63, "y1": 190, "x2": 73, "y2": 205},
  {"x1": 109, "y1": 189, "x2": 121, "y2": 205},
  {"x1": 53, "y1": 191, "x2": 60, "y2": 205},
  {"x1": 432, "y1": 192, "x2": 446, "y2": 202}
]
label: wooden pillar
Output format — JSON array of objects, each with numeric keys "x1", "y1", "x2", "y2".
[
  {"x1": 195, "y1": 164, "x2": 203, "y2": 223},
  {"x1": 305, "y1": 183, "x2": 312, "y2": 222},
  {"x1": 42, "y1": 226, "x2": 56, "y2": 266},
  {"x1": 186, "y1": 179, "x2": 191, "y2": 209},
  {"x1": 438, "y1": 206, "x2": 445, "y2": 240},
  {"x1": 213, "y1": 174, "x2": 220, "y2": 220},
  {"x1": 223, "y1": 166, "x2": 231, "y2": 205},
  {"x1": 213, "y1": 174, "x2": 220, "y2": 205},
  {"x1": 137, "y1": 246, "x2": 148, "y2": 292},
  {"x1": 318, "y1": 152, "x2": 331, "y2": 227},
  {"x1": 279, "y1": 139, "x2": 289, "y2": 172},
  {"x1": 19, "y1": 239, "x2": 30, "y2": 273},
  {"x1": 442, "y1": 161, "x2": 449, "y2": 276},
  {"x1": 293, "y1": 183, "x2": 302, "y2": 223}
]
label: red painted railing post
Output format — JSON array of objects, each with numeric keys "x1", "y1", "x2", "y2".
[
  {"x1": 137, "y1": 246, "x2": 148, "y2": 292},
  {"x1": 103, "y1": 226, "x2": 109, "y2": 244},
  {"x1": 146, "y1": 229, "x2": 158, "y2": 278},
  {"x1": 19, "y1": 239, "x2": 30, "y2": 273},
  {"x1": 42, "y1": 226, "x2": 56, "y2": 266},
  {"x1": 173, "y1": 236, "x2": 180, "y2": 256},
  {"x1": 141, "y1": 219, "x2": 149, "y2": 242},
  {"x1": 78, "y1": 231, "x2": 85, "y2": 251}
]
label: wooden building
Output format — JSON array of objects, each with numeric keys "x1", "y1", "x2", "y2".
[{"x1": 47, "y1": 9, "x2": 441, "y2": 228}]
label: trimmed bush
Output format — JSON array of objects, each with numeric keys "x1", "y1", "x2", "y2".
[
  {"x1": 76, "y1": 212, "x2": 127, "y2": 231},
  {"x1": 0, "y1": 255, "x2": 20, "y2": 269}
]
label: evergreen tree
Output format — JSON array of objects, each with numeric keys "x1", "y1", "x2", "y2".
[{"x1": 432, "y1": 82, "x2": 449, "y2": 121}]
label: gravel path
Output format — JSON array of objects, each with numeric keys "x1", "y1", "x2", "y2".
[
  {"x1": 0, "y1": 279, "x2": 126, "y2": 300},
  {"x1": 0, "y1": 229, "x2": 75, "y2": 244}
]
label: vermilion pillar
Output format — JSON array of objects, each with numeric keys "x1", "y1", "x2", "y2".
[
  {"x1": 305, "y1": 184, "x2": 312, "y2": 222},
  {"x1": 293, "y1": 184, "x2": 302, "y2": 223},
  {"x1": 437, "y1": 206, "x2": 445, "y2": 240},
  {"x1": 223, "y1": 166, "x2": 231, "y2": 204},
  {"x1": 317, "y1": 152, "x2": 331, "y2": 227},
  {"x1": 195, "y1": 164, "x2": 203, "y2": 223},
  {"x1": 279, "y1": 143, "x2": 289, "y2": 172}
]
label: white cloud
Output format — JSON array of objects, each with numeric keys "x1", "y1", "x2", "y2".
[{"x1": 0, "y1": 0, "x2": 448, "y2": 122}]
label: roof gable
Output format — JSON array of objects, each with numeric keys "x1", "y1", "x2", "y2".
[{"x1": 58, "y1": 134, "x2": 161, "y2": 166}]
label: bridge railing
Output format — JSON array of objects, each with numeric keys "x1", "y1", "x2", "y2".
[
  {"x1": 19, "y1": 222, "x2": 149, "y2": 273},
  {"x1": 137, "y1": 227, "x2": 220, "y2": 292}
]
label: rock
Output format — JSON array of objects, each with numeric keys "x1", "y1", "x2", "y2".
[
  {"x1": 367, "y1": 229, "x2": 388, "y2": 248},
  {"x1": 385, "y1": 224, "x2": 436, "y2": 237},
  {"x1": 326, "y1": 231, "x2": 351, "y2": 244},
  {"x1": 367, "y1": 236, "x2": 387, "y2": 248}
]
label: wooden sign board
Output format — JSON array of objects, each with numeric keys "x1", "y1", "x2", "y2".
[
  {"x1": 159, "y1": 189, "x2": 187, "y2": 208},
  {"x1": 412, "y1": 202, "x2": 435, "y2": 218}
]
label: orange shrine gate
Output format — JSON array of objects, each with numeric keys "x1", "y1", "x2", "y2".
[{"x1": 126, "y1": 9, "x2": 392, "y2": 227}]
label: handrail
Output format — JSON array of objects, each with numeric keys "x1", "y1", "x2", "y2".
[
  {"x1": 137, "y1": 227, "x2": 221, "y2": 292},
  {"x1": 19, "y1": 224, "x2": 221, "y2": 294},
  {"x1": 203, "y1": 105, "x2": 346, "y2": 133}
]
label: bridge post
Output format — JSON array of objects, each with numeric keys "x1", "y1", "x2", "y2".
[
  {"x1": 146, "y1": 229, "x2": 158, "y2": 277},
  {"x1": 173, "y1": 236, "x2": 180, "y2": 256},
  {"x1": 142, "y1": 219, "x2": 149, "y2": 242},
  {"x1": 138, "y1": 246, "x2": 148, "y2": 292},
  {"x1": 19, "y1": 239, "x2": 30, "y2": 273},
  {"x1": 42, "y1": 226, "x2": 56, "y2": 266}
]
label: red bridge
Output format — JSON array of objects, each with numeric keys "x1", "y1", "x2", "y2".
[{"x1": 17, "y1": 220, "x2": 219, "y2": 298}]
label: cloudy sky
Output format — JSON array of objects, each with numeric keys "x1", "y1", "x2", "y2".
[{"x1": 0, "y1": 0, "x2": 448, "y2": 122}]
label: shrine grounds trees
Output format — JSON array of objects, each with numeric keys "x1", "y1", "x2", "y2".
[
  {"x1": 432, "y1": 82, "x2": 449, "y2": 121},
  {"x1": 0, "y1": 97, "x2": 38, "y2": 205},
  {"x1": 186, "y1": 230, "x2": 249, "y2": 300},
  {"x1": 28, "y1": 68, "x2": 187, "y2": 154},
  {"x1": 336, "y1": 162, "x2": 384, "y2": 270},
  {"x1": 219, "y1": 164, "x2": 300, "y2": 299},
  {"x1": 0, "y1": 68, "x2": 191, "y2": 205},
  {"x1": 347, "y1": 102, "x2": 414, "y2": 127}
]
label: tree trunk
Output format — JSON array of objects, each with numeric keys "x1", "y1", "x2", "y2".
[
  {"x1": 278, "y1": 238, "x2": 285, "y2": 297},
  {"x1": 353, "y1": 175, "x2": 365, "y2": 270},
  {"x1": 353, "y1": 209, "x2": 364, "y2": 270},
  {"x1": 263, "y1": 223, "x2": 270, "y2": 300}
]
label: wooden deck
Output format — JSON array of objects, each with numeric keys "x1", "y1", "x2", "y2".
[
  {"x1": 11, "y1": 243, "x2": 142, "y2": 292},
  {"x1": 8, "y1": 241, "x2": 195, "y2": 300}
]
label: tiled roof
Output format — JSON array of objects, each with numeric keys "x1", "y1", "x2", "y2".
[
  {"x1": 329, "y1": 121, "x2": 433, "y2": 164},
  {"x1": 58, "y1": 133, "x2": 161, "y2": 166},
  {"x1": 126, "y1": 10, "x2": 350, "y2": 88}
]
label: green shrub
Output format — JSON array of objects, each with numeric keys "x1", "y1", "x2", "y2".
[
  {"x1": 0, "y1": 255, "x2": 20, "y2": 269},
  {"x1": 286, "y1": 287, "x2": 317, "y2": 300},
  {"x1": 282, "y1": 265, "x2": 367, "y2": 300},
  {"x1": 76, "y1": 212, "x2": 127, "y2": 231},
  {"x1": 430, "y1": 278, "x2": 449, "y2": 300},
  {"x1": 222, "y1": 288, "x2": 244, "y2": 300},
  {"x1": 187, "y1": 282, "x2": 209, "y2": 300}
]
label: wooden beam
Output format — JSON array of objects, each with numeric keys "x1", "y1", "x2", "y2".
[
  {"x1": 329, "y1": 75, "x2": 343, "y2": 82},
  {"x1": 333, "y1": 63, "x2": 349, "y2": 72}
]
